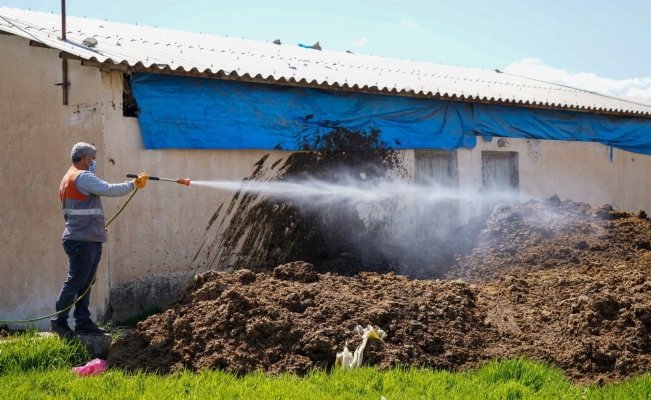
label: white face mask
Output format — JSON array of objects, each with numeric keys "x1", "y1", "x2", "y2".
[{"x1": 86, "y1": 155, "x2": 97, "y2": 173}]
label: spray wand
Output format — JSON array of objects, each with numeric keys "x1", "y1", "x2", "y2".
[{"x1": 126, "y1": 174, "x2": 191, "y2": 186}]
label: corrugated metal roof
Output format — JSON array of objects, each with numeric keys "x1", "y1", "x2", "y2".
[{"x1": 1, "y1": 7, "x2": 650, "y2": 118}]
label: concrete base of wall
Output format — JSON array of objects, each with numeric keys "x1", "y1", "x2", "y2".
[{"x1": 104, "y1": 272, "x2": 191, "y2": 323}]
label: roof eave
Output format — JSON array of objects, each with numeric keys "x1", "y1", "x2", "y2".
[{"x1": 76, "y1": 55, "x2": 651, "y2": 119}]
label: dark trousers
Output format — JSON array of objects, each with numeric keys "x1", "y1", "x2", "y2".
[{"x1": 52, "y1": 240, "x2": 102, "y2": 327}]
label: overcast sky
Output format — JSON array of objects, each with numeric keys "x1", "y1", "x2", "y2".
[{"x1": 3, "y1": 0, "x2": 650, "y2": 97}]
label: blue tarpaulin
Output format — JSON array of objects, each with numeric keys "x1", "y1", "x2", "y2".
[
  {"x1": 473, "y1": 103, "x2": 651, "y2": 155},
  {"x1": 131, "y1": 73, "x2": 651, "y2": 154}
]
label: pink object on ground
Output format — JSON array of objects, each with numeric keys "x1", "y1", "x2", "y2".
[{"x1": 71, "y1": 358, "x2": 106, "y2": 376}]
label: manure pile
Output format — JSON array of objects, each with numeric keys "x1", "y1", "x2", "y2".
[{"x1": 108, "y1": 197, "x2": 651, "y2": 384}]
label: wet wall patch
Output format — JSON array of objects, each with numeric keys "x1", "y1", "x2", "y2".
[
  {"x1": 190, "y1": 127, "x2": 407, "y2": 275},
  {"x1": 105, "y1": 273, "x2": 190, "y2": 323}
]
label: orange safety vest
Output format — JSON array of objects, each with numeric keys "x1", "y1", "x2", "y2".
[
  {"x1": 60, "y1": 166, "x2": 87, "y2": 202},
  {"x1": 60, "y1": 166, "x2": 106, "y2": 242}
]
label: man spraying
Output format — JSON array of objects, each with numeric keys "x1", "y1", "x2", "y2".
[{"x1": 51, "y1": 142, "x2": 149, "y2": 338}]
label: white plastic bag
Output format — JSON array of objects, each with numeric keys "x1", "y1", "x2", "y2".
[{"x1": 335, "y1": 325, "x2": 386, "y2": 369}]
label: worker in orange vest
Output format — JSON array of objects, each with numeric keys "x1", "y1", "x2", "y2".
[{"x1": 52, "y1": 142, "x2": 148, "y2": 338}]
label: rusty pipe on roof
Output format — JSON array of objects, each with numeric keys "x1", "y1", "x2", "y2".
[{"x1": 60, "y1": 0, "x2": 66, "y2": 41}]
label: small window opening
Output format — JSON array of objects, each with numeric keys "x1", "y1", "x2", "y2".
[{"x1": 122, "y1": 73, "x2": 140, "y2": 118}]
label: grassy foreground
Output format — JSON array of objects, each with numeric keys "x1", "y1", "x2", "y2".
[{"x1": 1, "y1": 332, "x2": 650, "y2": 399}]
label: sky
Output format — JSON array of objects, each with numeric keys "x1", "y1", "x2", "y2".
[{"x1": 3, "y1": 0, "x2": 651, "y2": 97}]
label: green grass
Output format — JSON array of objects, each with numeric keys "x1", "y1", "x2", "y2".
[
  {"x1": 1, "y1": 332, "x2": 651, "y2": 399},
  {"x1": 0, "y1": 331, "x2": 88, "y2": 374}
]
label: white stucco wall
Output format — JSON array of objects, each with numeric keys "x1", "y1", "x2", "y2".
[{"x1": 0, "y1": 34, "x2": 108, "y2": 330}]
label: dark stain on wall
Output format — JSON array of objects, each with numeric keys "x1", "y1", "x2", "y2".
[
  {"x1": 190, "y1": 127, "x2": 407, "y2": 275},
  {"x1": 104, "y1": 274, "x2": 189, "y2": 324}
]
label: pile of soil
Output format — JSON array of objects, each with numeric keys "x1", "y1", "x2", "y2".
[
  {"x1": 448, "y1": 195, "x2": 649, "y2": 282},
  {"x1": 108, "y1": 264, "x2": 484, "y2": 375},
  {"x1": 108, "y1": 197, "x2": 651, "y2": 384}
]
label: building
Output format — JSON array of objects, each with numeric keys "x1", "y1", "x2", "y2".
[{"x1": 2, "y1": 7, "x2": 651, "y2": 328}]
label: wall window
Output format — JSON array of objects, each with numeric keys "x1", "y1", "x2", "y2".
[
  {"x1": 414, "y1": 150, "x2": 459, "y2": 239},
  {"x1": 481, "y1": 151, "x2": 519, "y2": 212}
]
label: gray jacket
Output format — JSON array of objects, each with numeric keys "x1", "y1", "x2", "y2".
[{"x1": 61, "y1": 169, "x2": 134, "y2": 243}]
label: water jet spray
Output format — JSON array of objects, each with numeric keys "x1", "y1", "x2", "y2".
[{"x1": 126, "y1": 174, "x2": 191, "y2": 186}]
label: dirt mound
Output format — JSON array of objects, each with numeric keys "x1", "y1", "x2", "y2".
[
  {"x1": 108, "y1": 262, "x2": 486, "y2": 375},
  {"x1": 449, "y1": 196, "x2": 651, "y2": 282},
  {"x1": 108, "y1": 198, "x2": 651, "y2": 384},
  {"x1": 480, "y1": 260, "x2": 651, "y2": 383}
]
